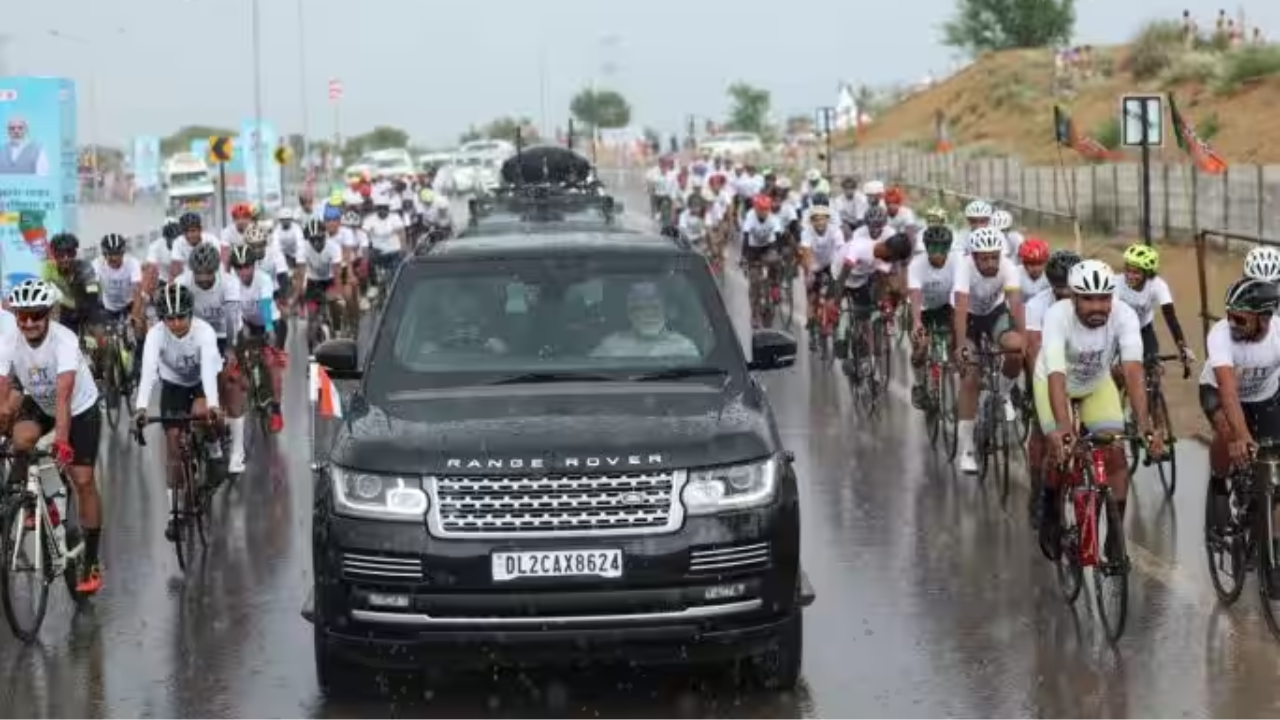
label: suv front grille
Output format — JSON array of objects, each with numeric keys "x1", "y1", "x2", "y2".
[
  {"x1": 426, "y1": 471, "x2": 686, "y2": 539},
  {"x1": 342, "y1": 552, "x2": 423, "y2": 583},
  {"x1": 688, "y1": 542, "x2": 770, "y2": 575}
]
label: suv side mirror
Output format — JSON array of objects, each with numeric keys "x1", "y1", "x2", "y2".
[
  {"x1": 748, "y1": 329, "x2": 797, "y2": 371},
  {"x1": 315, "y1": 338, "x2": 361, "y2": 379}
]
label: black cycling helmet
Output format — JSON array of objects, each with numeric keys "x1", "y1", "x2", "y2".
[
  {"x1": 188, "y1": 243, "x2": 221, "y2": 273},
  {"x1": 156, "y1": 282, "x2": 194, "y2": 319},
  {"x1": 1225, "y1": 276, "x2": 1280, "y2": 314},
  {"x1": 864, "y1": 205, "x2": 889, "y2": 226},
  {"x1": 101, "y1": 233, "x2": 128, "y2": 255},
  {"x1": 302, "y1": 217, "x2": 326, "y2": 242},
  {"x1": 228, "y1": 244, "x2": 255, "y2": 268},
  {"x1": 162, "y1": 218, "x2": 182, "y2": 241},
  {"x1": 809, "y1": 193, "x2": 830, "y2": 207},
  {"x1": 50, "y1": 232, "x2": 79, "y2": 253},
  {"x1": 178, "y1": 212, "x2": 202, "y2": 232},
  {"x1": 1045, "y1": 249, "x2": 1082, "y2": 286},
  {"x1": 841, "y1": 176, "x2": 858, "y2": 190},
  {"x1": 922, "y1": 225, "x2": 953, "y2": 247},
  {"x1": 881, "y1": 234, "x2": 914, "y2": 263}
]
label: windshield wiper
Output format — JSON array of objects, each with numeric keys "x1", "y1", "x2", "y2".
[
  {"x1": 629, "y1": 367, "x2": 729, "y2": 382},
  {"x1": 486, "y1": 371, "x2": 619, "y2": 386}
]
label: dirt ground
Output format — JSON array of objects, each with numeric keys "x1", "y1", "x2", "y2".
[{"x1": 1030, "y1": 222, "x2": 1245, "y2": 441}]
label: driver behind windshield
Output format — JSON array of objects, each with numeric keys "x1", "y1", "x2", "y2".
[
  {"x1": 591, "y1": 282, "x2": 699, "y2": 359},
  {"x1": 410, "y1": 285, "x2": 509, "y2": 357}
]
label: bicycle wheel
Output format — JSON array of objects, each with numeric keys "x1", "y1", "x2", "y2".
[
  {"x1": 1204, "y1": 476, "x2": 1246, "y2": 605},
  {"x1": 940, "y1": 365, "x2": 959, "y2": 461},
  {"x1": 925, "y1": 363, "x2": 942, "y2": 447},
  {"x1": 996, "y1": 405, "x2": 1012, "y2": 509},
  {"x1": 1149, "y1": 390, "x2": 1177, "y2": 497},
  {"x1": 976, "y1": 394, "x2": 995, "y2": 486},
  {"x1": 1055, "y1": 483, "x2": 1084, "y2": 604},
  {"x1": 1092, "y1": 487, "x2": 1130, "y2": 643},
  {"x1": 251, "y1": 362, "x2": 271, "y2": 442},
  {"x1": 0, "y1": 498, "x2": 49, "y2": 642},
  {"x1": 1255, "y1": 481, "x2": 1280, "y2": 641},
  {"x1": 102, "y1": 342, "x2": 121, "y2": 429},
  {"x1": 780, "y1": 275, "x2": 795, "y2": 331},
  {"x1": 876, "y1": 317, "x2": 893, "y2": 390}
]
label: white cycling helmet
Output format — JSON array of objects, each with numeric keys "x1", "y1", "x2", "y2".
[
  {"x1": 776, "y1": 176, "x2": 792, "y2": 190},
  {"x1": 1244, "y1": 246, "x2": 1280, "y2": 283},
  {"x1": 805, "y1": 168, "x2": 822, "y2": 183},
  {"x1": 964, "y1": 200, "x2": 994, "y2": 219},
  {"x1": 277, "y1": 207, "x2": 297, "y2": 222},
  {"x1": 990, "y1": 209, "x2": 1013, "y2": 231},
  {"x1": 863, "y1": 180, "x2": 885, "y2": 196},
  {"x1": 8, "y1": 278, "x2": 57, "y2": 310},
  {"x1": 967, "y1": 226, "x2": 1005, "y2": 254},
  {"x1": 1068, "y1": 259, "x2": 1117, "y2": 295}
]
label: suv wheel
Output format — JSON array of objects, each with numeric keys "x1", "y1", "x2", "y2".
[
  {"x1": 313, "y1": 621, "x2": 352, "y2": 698},
  {"x1": 741, "y1": 612, "x2": 803, "y2": 691}
]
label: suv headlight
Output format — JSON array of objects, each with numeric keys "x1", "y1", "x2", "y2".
[
  {"x1": 682, "y1": 456, "x2": 779, "y2": 516},
  {"x1": 331, "y1": 466, "x2": 429, "y2": 521}
]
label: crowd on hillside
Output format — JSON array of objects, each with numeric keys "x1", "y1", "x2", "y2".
[{"x1": 1182, "y1": 8, "x2": 1267, "y2": 48}]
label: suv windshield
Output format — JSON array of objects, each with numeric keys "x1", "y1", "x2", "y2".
[{"x1": 364, "y1": 255, "x2": 739, "y2": 400}]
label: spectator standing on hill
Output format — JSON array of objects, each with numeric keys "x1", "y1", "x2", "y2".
[
  {"x1": 1228, "y1": 19, "x2": 1242, "y2": 47},
  {"x1": 1182, "y1": 10, "x2": 1198, "y2": 48},
  {"x1": 1253, "y1": 27, "x2": 1265, "y2": 45}
]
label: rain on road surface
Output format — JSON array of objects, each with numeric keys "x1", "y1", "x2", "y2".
[{"x1": 2, "y1": 200, "x2": 1280, "y2": 718}]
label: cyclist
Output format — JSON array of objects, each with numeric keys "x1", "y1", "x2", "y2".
[
  {"x1": 133, "y1": 282, "x2": 224, "y2": 542},
  {"x1": 273, "y1": 208, "x2": 304, "y2": 272},
  {"x1": 741, "y1": 193, "x2": 784, "y2": 328},
  {"x1": 952, "y1": 226, "x2": 1025, "y2": 473},
  {"x1": 229, "y1": 244, "x2": 284, "y2": 434},
  {"x1": 0, "y1": 279, "x2": 104, "y2": 593},
  {"x1": 959, "y1": 200, "x2": 994, "y2": 256},
  {"x1": 1115, "y1": 243, "x2": 1194, "y2": 365},
  {"x1": 884, "y1": 186, "x2": 918, "y2": 241},
  {"x1": 175, "y1": 243, "x2": 246, "y2": 473},
  {"x1": 1035, "y1": 259, "x2": 1158, "y2": 559},
  {"x1": 678, "y1": 193, "x2": 711, "y2": 253},
  {"x1": 801, "y1": 205, "x2": 846, "y2": 350},
  {"x1": 145, "y1": 218, "x2": 180, "y2": 290},
  {"x1": 1201, "y1": 277, "x2": 1280, "y2": 576},
  {"x1": 834, "y1": 177, "x2": 866, "y2": 235},
  {"x1": 364, "y1": 197, "x2": 406, "y2": 297},
  {"x1": 169, "y1": 212, "x2": 224, "y2": 280},
  {"x1": 324, "y1": 207, "x2": 362, "y2": 331},
  {"x1": 907, "y1": 225, "x2": 958, "y2": 408},
  {"x1": 1243, "y1": 246, "x2": 1280, "y2": 283},
  {"x1": 832, "y1": 212, "x2": 914, "y2": 380},
  {"x1": 42, "y1": 232, "x2": 100, "y2": 342},
  {"x1": 221, "y1": 202, "x2": 256, "y2": 247},
  {"x1": 242, "y1": 223, "x2": 290, "y2": 346},
  {"x1": 293, "y1": 217, "x2": 346, "y2": 340},
  {"x1": 1017, "y1": 237, "x2": 1051, "y2": 299},
  {"x1": 92, "y1": 233, "x2": 145, "y2": 383},
  {"x1": 991, "y1": 209, "x2": 1023, "y2": 259}
]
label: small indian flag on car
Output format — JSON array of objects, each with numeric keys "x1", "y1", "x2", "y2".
[{"x1": 308, "y1": 361, "x2": 343, "y2": 418}]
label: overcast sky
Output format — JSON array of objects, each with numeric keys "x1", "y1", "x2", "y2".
[{"x1": 4, "y1": 0, "x2": 1278, "y2": 147}]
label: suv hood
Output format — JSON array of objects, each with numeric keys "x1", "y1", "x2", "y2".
[{"x1": 329, "y1": 381, "x2": 774, "y2": 475}]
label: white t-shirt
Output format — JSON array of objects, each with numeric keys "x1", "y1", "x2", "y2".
[
  {"x1": 678, "y1": 210, "x2": 709, "y2": 242},
  {"x1": 833, "y1": 193, "x2": 868, "y2": 228},
  {"x1": 134, "y1": 318, "x2": 223, "y2": 410},
  {"x1": 326, "y1": 227, "x2": 361, "y2": 252},
  {"x1": 273, "y1": 224, "x2": 304, "y2": 259},
  {"x1": 590, "y1": 331, "x2": 700, "y2": 358},
  {"x1": 1202, "y1": 316, "x2": 1280, "y2": 403},
  {"x1": 907, "y1": 252, "x2": 957, "y2": 310},
  {"x1": 741, "y1": 213, "x2": 782, "y2": 248},
  {"x1": 0, "y1": 323, "x2": 98, "y2": 416},
  {"x1": 1025, "y1": 288, "x2": 1057, "y2": 332},
  {"x1": 363, "y1": 213, "x2": 406, "y2": 254},
  {"x1": 1004, "y1": 230, "x2": 1025, "y2": 260},
  {"x1": 235, "y1": 270, "x2": 276, "y2": 327},
  {"x1": 953, "y1": 254, "x2": 1020, "y2": 316},
  {"x1": 1020, "y1": 266, "x2": 1050, "y2": 300},
  {"x1": 296, "y1": 238, "x2": 344, "y2": 282},
  {"x1": 733, "y1": 174, "x2": 764, "y2": 199},
  {"x1": 887, "y1": 206, "x2": 919, "y2": 236},
  {"x1": 175, "y1": 271, "x2": 241, "y2": 339},
  {"x1": 0, "y1": 308, "x2": 17, "y2": 341},
  {"x1": 170, "y1": 233, "x2": 225, "y2": 273},
  {"x1": 1035, "y1": 298, "x2": 1142, "y2": 395},
  {"x1": 257, "y1": 239, "x2": 290, "y2": 281},
  {"x1": 838, "y1": 231, "x2": 893, "y2": 289},
  {"x1": 93, "y1": 256, "x2": 142, "y2": 312},
  {"x1": 1114, "y1": 274, "x2": 1173, "y2": 327},
  {"x1": 145, "y1": 238, "x2": 173, "y2": 282},
  {"x1": 801, "y1": 223, "x2": 845, "y2": 271},
  {"x1": 220, "y1": 225, "x2": 248, "y2": 247}
]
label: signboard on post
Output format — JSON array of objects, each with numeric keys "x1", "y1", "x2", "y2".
[
  {"x1": 1120, "y1": 94, "x2": 1163, "y2": 147},
  {"x1": 274, "y1": 145, "x2": 290, "y2": 165},
  {"x1": 208, "y1": 136, "x2": 233, "y2": 164}
]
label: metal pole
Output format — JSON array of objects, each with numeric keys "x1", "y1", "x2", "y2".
[
  {"x1": 823, "y1": 108, "x2": 833, "y2": 179},
  {"x1": 296, "y1": 0, "x2": 310, "y2": 185},
  {"x1": 1139, "y1": 99, "x2": 1152, "y2": 245},
  {"x1": 251, "y1": 0, "x2": 266, "y2": 208},
  {"x1": 538, "y1": 44, "x2": 548, "y2": 140}
]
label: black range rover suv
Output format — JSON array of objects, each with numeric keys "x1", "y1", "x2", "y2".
[{"x1": 305, "y1": 184, "x2": 813, "y2": 694}]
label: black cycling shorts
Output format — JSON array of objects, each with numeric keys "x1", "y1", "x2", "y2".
[
  {"x1": 17, "y1": 397, "x2": 101, "y2": 467},
  {"x1": 304, "y1": 278, "x2": 335, "y2": 305},
  {"x1": 921, "y1": 305, "x2": 954, "y2": 331},
  {"x1": 1201, "y1": 384, "x2": 1280, "y2": 441},
  {"x1": 159, "y1": 379, "x2": 207, "y2": 429},
  {"x1": 743, "y1": 244, "x2": 778, "y2": 265},
  {"x1": 965, "y1": 304, "x2": 1013, "y2": 346}
]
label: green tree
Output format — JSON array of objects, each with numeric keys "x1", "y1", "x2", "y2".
[
  {"x1": 725, "y1": 82, "x2": 771, "y2": 135},
  {"x1": 569, "y1": 88, "x2": 632, "y2": 129},
  {"x1": 483, "y1": 116, "x2": 539, "y2": 142},
  {"x1": 161, "y1": 125, "x2": 237, "y2": 157},
  {"x1": 942, "y1": 0, "x2": 1075, "y2": 54},
  {"x1": 785, "y1": 114, "x2": 813, "y2": 135},
  {"x1": 458, "y1": 126, "x2": 484, "y2": 143}
]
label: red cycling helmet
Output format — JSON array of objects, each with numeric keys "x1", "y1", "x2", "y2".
[
  {"x1": 751, "y1": 194, "x2": 772, "y2": 212},
  {"x1": 884, "y1": 186, "x2": 905, "y2": 205},
  {"x1": 1018, "y1": 237, "x2": 1050, "y2": 264},
  {"x1": 230, "y1": 202, "x2": 254, "y2": 221}
]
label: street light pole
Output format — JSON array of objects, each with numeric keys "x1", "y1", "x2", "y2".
[
  {"x1": 296, "y1": 0, "x2": 310, "y2": 183},
  {"x1": 251, "y1": 0, "x2": 266, "y2": 208}
]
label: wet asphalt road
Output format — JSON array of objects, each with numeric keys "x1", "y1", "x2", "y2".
[{"x1": 3, "y1": 200, "x2": 1280, "y2": 718}]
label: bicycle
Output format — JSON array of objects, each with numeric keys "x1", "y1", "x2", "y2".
[
  {"x1": 1203, "y1": 438, "x2": 1280, "y2": 640},
  {"x1": 1124, "y1": 353, "x2": 1188, "y2": 498},
  {"x1": 1051, "y1": 410, "x2": 1139, "y2": 644},
  {"x1": 304, "y1": 296, "x2": 341, "y2": 353},
  {"x1": 776, "y1": 246, "x2": 798, "y2": 331},
  {"x1": 920, "y1": 323, "x2": 958, "y2": 457},
  {"x1": 0, "y1": 437, "x2": 88, "y2": 642},
  {"x1": 97, "y1": 316, "x2": 135, "y2": 430},
  {"x1": 837, "y1": 293, "x2": 890, "y2": 414},
  {"x1": 969, "y1": 337, "x2": 1022, "y2": 508},
  {"x1": 132, "y1": 415, "x2": 225, "y2": 572},
  {"x1": 235, "y1": 340, "x2": 277, "y2": 445},
  {"x1": 808, "y1": 280, "x2": 840, "y2": 361}
]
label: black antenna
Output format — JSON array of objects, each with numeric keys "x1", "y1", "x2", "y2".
[
  {"x1": 567, "y1": 118, "x2": 575, "y2": 151},
  {"x1": 590, "y1": 125, "x2": 598, "y2": 167},
  {"x1": 514, "y1": 126, "x2": 524, "y2": 189}
]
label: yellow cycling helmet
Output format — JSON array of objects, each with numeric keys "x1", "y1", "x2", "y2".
[
  {"x1": 419, "y1": 188, "x2": 435, "y2": 204},
  {"x1": 328, "y1": 190, "x2": 344, "y2": 206},
  {"x1": 924, "y1": 206, "x2": 949, "y2": 226},
  {"x1": 1122, "y1": 243, "x2": 1160, "y2": 273}
]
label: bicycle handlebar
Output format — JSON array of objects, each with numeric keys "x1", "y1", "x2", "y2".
[{"x1": 131, "y1": 414, "x2": 218, "y2": 447}]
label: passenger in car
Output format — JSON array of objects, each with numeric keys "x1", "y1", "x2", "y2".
[{"x1": 591, "y1": 282, "x2": 699, "y2": 359}]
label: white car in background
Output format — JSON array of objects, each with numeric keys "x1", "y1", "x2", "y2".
[
  {"x1": 447, "y1": 153, "x2": 502, "y2": 195},
  {"x1": 358, "y1": 148, "x2": 416, "y2": 179},
  {"x1": 698, "y1": 131, "x2": 764, "y2": 158},
  {"x1": 458, "y1": 139, "x2": 516, "y2": 160}
]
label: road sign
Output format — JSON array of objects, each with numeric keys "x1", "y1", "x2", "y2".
[
  {"x1": 1121, "y1": 94, "x2": 1163, "y2": 147},
  {"x1": 209, "y1": 136, "x2": 233, "y2": 163},
  {"x1": 273, "y1": 145, "x2": 291, "y2": 165},
  {"x1": 328, "y1": 78, "x2": 342, "y2": 101}
]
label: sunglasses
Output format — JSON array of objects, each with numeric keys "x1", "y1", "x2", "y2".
[
  {"x1": 14, "y1": 309, "x2": 49, "y2": 324},
  {"x1": 1227, "y1": 312, "x2": 1255, "y2": 328},
  {"x1": 53, "y1": 250, "x2": 76, "y2": 260}
]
